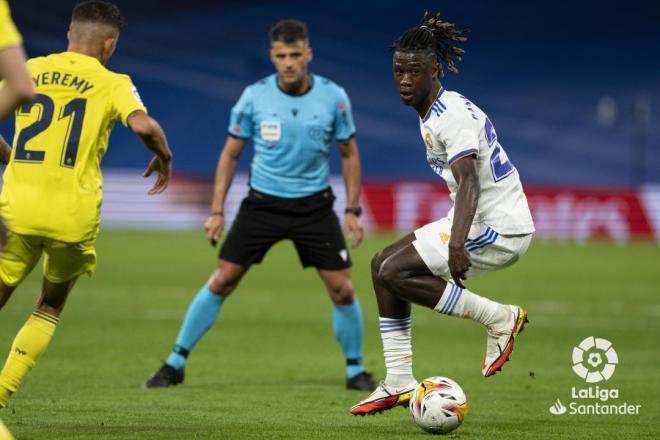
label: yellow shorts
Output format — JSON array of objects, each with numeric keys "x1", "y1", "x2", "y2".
[
  {"x1": 0, "y1": 1, "x2": 22, "y2": 50},
  {"x1": 0, "y1": 232, "x2": 96, "y2": 286}
]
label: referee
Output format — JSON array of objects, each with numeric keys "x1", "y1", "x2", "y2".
[{"x1": 145, "y1": 19, "x2": 374, "y2": 391}]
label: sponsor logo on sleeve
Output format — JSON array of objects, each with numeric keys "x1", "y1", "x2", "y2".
[{"x1": 132, "y1": 86, "x2": 144, "y2": 105}]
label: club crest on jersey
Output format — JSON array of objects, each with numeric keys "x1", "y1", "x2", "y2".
[
  {"x1": 260, "y1": 120, "x2": 281, "y2": 143},
  {"x1": 424, "y1": 132, "x2": 434, "y2": 150},
  {"x1": 439, "y1": 232, "x2": 450, "y2": 244}
]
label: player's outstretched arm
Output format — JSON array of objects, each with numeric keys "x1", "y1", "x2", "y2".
[
  {"x1": 205, "y1": 135, "x2": 247, "y2": 246},
  {"x1": 448, "y1": 155, "x2": 480, "y2": 288},
  {"x1": 0, "y1": 46, "x2": 35, "y2": 122},
  {"x1": 338, "y1": 136, "x2": 364, "y2": 248},
  {"x1": 127, "y1": 110, "x2": 173, "y2": 195}
]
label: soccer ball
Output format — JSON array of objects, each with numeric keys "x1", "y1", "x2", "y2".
[{"x1": 409, "y1": 376, "x2": 468, "y2": 434}]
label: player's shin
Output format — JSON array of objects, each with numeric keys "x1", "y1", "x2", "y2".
[
  {"x1": 333, "y1": 298, "x2": 365, "y2": 378},
  {"x1": 0, "y1": 311, "x2": 58, "y2": 407},
  {"x1": 433, "y1": 282, "x2": 505, "y2": 326},
  {"x1": 380, "y1": 317, "x2": 414, "y2": 387},
  {"x1": 165, "y1": 285, "x2": 224, "y2": 369}
]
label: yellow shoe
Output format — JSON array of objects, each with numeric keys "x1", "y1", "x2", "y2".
[{"x1": 0, "y1": 417, "x2": 15, "y2": 440}]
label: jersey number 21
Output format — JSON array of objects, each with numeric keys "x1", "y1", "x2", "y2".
[{"x1": 14, "y1": 93, "x2": 86, "y2": 168}]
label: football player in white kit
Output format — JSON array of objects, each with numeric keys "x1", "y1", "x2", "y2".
[{"x1": 351, "y1": 12, "x2": 535, "y2": 416}]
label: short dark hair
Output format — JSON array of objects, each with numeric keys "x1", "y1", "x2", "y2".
[
  {"x1": 72, "y1": 1, "x2": 126, "y2": 30},
  {"x1": 393, "y1": 12, "x2": 468, "y2": 78},
  {"x1": 270, "y1": 19, "x2": 308, "y2": 44}
]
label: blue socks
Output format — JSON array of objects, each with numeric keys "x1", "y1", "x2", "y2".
[
  {"x1": 166, "y1": 285, "x2": 364, "y2": 379},
  {"x1": 166, "y1": 285, "x2": 224, "y2": 369},
  {"x1": 333, "y1": 298, "x2": 365, "y2": 378}
]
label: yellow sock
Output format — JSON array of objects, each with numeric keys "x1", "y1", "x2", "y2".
[
  {"x1": 0, "y1": 311, "x2": 58, "y2": 408},
  {"x1": 0, "y1": 417, "x2": 15, "y2": 440}
]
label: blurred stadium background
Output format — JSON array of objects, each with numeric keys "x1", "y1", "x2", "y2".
[
  {"x1": 1, "y1": 2, "x2": 659, "y2": 439},
  {"x1": 3, "y1": 0, "x2": 659, "y2": 241}
]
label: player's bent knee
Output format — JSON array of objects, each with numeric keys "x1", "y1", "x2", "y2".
[
  {"x1": 377, "y1": 257, "x2": 414, "y2": 301},
  {"x1": 208, "y1": 269, "x2": 241, "y2": 297},
  {"x1": 376, "y1": 256, "x2": 402, "y2": 290},
  {"x1": 371, "y1": 250, "x2": 386, "y2": 276},
  {"x1": 328, "y1": 280, "x2": 354, "y2": 305}
]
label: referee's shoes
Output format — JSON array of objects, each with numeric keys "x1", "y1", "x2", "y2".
[
  {"x1": 144, "y1": 363, "x2": 184, "y2": 388},
  {"x1": 346, "y1": 371, "x2": 376, "y2": 391}
]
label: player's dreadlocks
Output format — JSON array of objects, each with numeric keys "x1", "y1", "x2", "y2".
[{"x1": 393, "y1": 12, "x2": 468, "y2": 78}]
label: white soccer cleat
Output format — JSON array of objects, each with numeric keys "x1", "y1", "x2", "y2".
[
  {"x1": 350, "y1": 380, "x2": 418, "y2": 416},
  {"x1": 482, "y1": 304, "x2": 528, "y2": 377}
]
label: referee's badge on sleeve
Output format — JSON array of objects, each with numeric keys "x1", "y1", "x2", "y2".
[{"x1": 260, "y1": 120, "x2": 282, "y2": 143}]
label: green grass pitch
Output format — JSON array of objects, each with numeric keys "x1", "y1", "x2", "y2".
[{"x1": 0, "y1": 230, "x2": 658, "y2": 439}]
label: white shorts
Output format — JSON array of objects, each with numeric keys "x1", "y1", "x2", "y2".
[{"x1": 412, "y1": 217, "x2": 532, "y2": 280}]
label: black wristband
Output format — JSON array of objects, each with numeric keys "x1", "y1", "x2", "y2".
[
  {"x1": 344, "y1": 206, "x2": 362, "y2": 217},
  {"x1": 210, "y1": 212, "x2": 224, "y2": 217}
]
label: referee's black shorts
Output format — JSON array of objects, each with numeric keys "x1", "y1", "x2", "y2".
[{"x1": 219, "y1": 187, "x2": 351, "y2": 270}]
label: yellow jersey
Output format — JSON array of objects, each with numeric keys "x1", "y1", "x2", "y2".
[
  {"x1": 0, "y1": 51, "x2": 147, "y2": 242},
  {"x1": 0, "y1": 0, "x2": 21, "y2": 50}
]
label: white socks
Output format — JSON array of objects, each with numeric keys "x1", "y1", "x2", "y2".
[
  {"x1": 379, "y1": 284, "x2": 505, "y2": 388},
  {"x1": 434, "y1": 283, "x2": 505, "y2": 326},
  {"x1": 379, "y1": 317, "x2": 415, "y2": 387}
]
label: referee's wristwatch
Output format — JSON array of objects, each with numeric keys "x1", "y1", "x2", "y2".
[{"x1": 344, "y1": 206, "x2": 362, "y2": 217}]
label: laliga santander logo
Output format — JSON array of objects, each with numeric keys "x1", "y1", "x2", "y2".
[
  {"x1": 572, "y1": 337, "x2": 618, "y2": 383},
  {"x1": 549, "y1": 337, "x2": 640, "y2": 416}
]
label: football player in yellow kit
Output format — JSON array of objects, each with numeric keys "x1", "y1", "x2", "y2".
[
  {"x1": 0, "y1": 0, "x2": 35, "y2": 258},
  {"x1": 0, "y1": 0, "x2": 173, "y2": 420},
  {"x1": 0, "y1": 0, "x2": 34, "y2": 123},
  {"x1": 0, "y1": 2, "x2": 35, "y2": 437}
]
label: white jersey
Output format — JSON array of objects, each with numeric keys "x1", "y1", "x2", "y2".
[{"x1": 419, "y1": 88, "x2": 535, "y2": 235}]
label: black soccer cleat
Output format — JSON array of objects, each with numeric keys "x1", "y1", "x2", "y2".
[
  {"x1": 143, "y1": 363, "x2": 184, "y2": 388},
  {"x1": 346, "y1": 371, "x2": 377, "y2": 391}
]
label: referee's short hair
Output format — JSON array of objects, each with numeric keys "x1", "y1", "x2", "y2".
[{"x1": 270, "y1": 20, "x2": 308, "y2": 44}]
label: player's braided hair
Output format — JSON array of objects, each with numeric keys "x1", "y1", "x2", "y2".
[
  {"x1": 72, "y1": 1, "x2": 126, "y2": 30},
  {"x1": 393, "y1": 12, "x2": 468, "y2": 78}
]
